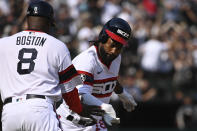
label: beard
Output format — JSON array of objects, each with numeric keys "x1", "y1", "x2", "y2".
[{"x1": 99, "y1": 46, "x2": 117, "y2": 63}]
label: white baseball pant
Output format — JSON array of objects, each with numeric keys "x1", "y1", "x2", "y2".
[{"x1": 1, "y1": 97, "x2": 62, "y2": 131}]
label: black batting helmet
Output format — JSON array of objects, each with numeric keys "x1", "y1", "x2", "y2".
[
  {"x1": 27, "y1": 0, "x2": 55, "y2": 26},
  {"x1": 98, "y1": 18, "x2": 132, "y2": 45}
]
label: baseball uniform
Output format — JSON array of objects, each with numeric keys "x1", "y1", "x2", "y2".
[
  {"x1": 57, "y1": 45, "x2": 121, "y2": 131},
  {"x1": 0, "y1": 30, "x2": 81, "y2": 131}
]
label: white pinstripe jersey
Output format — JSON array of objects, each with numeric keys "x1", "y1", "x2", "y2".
[
  {"x1": 0, "y1": 30, "x2": 79, "y2": 102},
  {"x1": 73, "y1": 45, "x2": 121, "y2": 104}
]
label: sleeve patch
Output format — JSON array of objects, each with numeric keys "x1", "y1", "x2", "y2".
[{"x1": 80, "y1": 74, "x2": 94, "y2": 86}]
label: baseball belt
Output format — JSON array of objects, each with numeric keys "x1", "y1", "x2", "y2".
[{"x1": 3, "y1": 94, "x2": 46, "y2": 106}]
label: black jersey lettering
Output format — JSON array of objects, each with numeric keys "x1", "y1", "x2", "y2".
[{"x1": 16, "y1": 36, "x2": 46, "y2": 46}]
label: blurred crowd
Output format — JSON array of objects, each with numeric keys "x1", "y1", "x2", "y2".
[
  {"x1": 1, "y1": 0, "x2": 197, "y2": 102},
  {"x1": 1, "y1": 0, "x2": 197, "y2": 128}
]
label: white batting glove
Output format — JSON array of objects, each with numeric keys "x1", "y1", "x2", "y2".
[
  {"x1": 101, "y1": 103, "x2": 120, "y2": 126},
  {"x1": 118, "y1": 89, "x2": 137, "y2": 112}
]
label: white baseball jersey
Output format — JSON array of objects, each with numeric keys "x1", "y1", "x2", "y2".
[
  {"x1": 73, "y1": 45, "x2": 121, "y2": 103},
  {"x1": 57, "y1": 45, "x2": 121, "y2": 131},
  {"x1": 0, "y1": 30, "x2": 82, "y2": 131},
  {"x1": 0, "y1": 30, "x2": 79, "y2": 102}
]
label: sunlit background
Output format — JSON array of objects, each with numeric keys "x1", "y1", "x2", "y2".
[{"x1": 1, "y1": 0, "x2": 197, "y2": 131}]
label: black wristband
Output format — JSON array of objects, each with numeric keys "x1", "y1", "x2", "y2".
[{"x1": 114, "y1": 81, "x2": 123, "y2": 94}]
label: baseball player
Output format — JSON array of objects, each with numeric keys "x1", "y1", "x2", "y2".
[
  {"x1": 57, "y1": 17, "x2": 137, "y2": 131},
  {"x1": 0, "y1": 1, "x2": 97, "y2": 131}
]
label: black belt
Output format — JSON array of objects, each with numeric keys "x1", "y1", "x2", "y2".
[{"x1": 4, "y1": 94, "x2": 46, "y2": 106}]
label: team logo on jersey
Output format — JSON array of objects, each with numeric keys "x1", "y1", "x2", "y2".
[
  {"x1": 80, "y1": 74, "x2": 86, "y2": 82},
  {"x1": 97, "y1": 69, "x2": 103, "y2": 74},
  {"x1": 93, "y1": 80, "x2": 117, "y2": 94},
  {"x1": 29, "y1": 31, "x2": 35, "y2": 35}
]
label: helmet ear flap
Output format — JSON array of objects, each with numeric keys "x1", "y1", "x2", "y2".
[{"x1": 98, "y1": 29, "x2": 108, "y2": 44}]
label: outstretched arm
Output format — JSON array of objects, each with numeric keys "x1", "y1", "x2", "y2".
[
  {"x1": 81, "y1": 92, "x2": 120, "y2": 126},
  {"x1": 62, "y1": 88, "x2": 82, "y2": 114}
]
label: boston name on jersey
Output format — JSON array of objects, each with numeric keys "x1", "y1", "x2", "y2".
[{"x1": 16, "y1": 36, "x2": 47, "y2": 46}]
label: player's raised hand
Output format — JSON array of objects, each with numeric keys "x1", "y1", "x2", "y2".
[{"x1": 118, "y1": 89, "x2": 137, "y2": 112}]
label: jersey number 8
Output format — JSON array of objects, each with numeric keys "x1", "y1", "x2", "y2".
[{"x1": 17, "y1": 48, "x2": 38, "y2": 75}]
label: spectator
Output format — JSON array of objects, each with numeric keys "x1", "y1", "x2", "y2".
[{"x1": 176, "y1": 96, "x2": 197, "y2": 130}]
